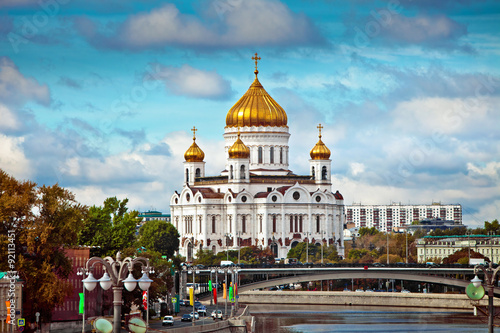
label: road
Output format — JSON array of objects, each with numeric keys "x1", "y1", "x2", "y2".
[{"x1": 148, "y1": 299, "x2": 241, "y2": 331}]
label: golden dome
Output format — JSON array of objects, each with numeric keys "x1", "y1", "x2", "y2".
[
  {"x1": 228, "y1": 131, "x2": 250, "y2": 159},
  {"x1": 310, "y1": 124, "x2": 331, "y2": 160},
  {"x1": 184, "y1": 127, "x2": 205, "y2": 162},
  {"x1": 226, "y1": 53, "x2": 287, "y2": 128}
]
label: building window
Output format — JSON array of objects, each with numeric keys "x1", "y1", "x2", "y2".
[
  {"x1": 312, "y1": 166, "x2": 315, "y2": 180},
  {"x1": 316, "y1": 216, "x2": 320, "y2": 233},
  {"x1": 270, "y1": 147, "x2": 274, "y2": 163},
  {"x1": 290, "y1": 216, "x2": 293, "y2": 232},
  {"x1": 186, "y1": 168, "x2": 189, "y2": 183},
  {"x1": 295, "y1": 216, "x2": 298, "y2": 232},
  {"x1": 273, "y1": 215, "x2": 277, "y2": 233},
  {"x1": 212, "y1": 216, "x2": 216, "y2": 233},
  {"x1": 240, "y1": 165, "x2": 246, "y2": 179},
  {"x1": 259, "y1": 215, "x2": 263, "y2": 233},
  {"x1": 299, "y1": 216, "x2": 303, "y2": 232},
  {"x1": 212, "y1": 245, "x2": 216, "y2": 254},
  {"x1": 195, "y1": 168, "x2": 201, "y2": 178},
  {"x1": 199, "y1": 216, "x2": 202, "y2": 234},
  {"x1": 230, "y1": 165, "x2": 234, "y2": 179},
  {"x1": 280, "y1": 147, "x2": 283, "y2": 164},
  {"x1": 258, "y1": 147, "x2": 263, "y2": 163},
  {"x1": 242, "y1": 216, "x2": 246, "y2": 233},
  {"x1": 322, "y1": 166, "x2": 327, "y2": 180}
]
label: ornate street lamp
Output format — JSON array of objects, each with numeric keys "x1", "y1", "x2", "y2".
[
  {"x1": 80, "y1": 252, "x2": 152, "y2": 333},
  {"x1": 470, "y1": 262, "x2": 500, "y2": 333}
]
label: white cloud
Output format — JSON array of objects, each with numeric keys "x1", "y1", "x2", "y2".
[
  {"x1": 0, "y1": 134, "x2": 32, "y2": 179},
  {"x1": 0, "y1": 57, "x2": 50, "y2": 106},
  {"x1": 0, "y1": 104, "x2": 20, "y2": 131},
  {"x1": 77, "y1": 1, "x2": 323, "y2": 50},
  {"x1": 148, "y1": 64, "x2": 234, "y2": 100},
  {"x1": 349, "y1": 162, "x2": 365, "y2": 176},
  {"x1": 467, "y1": 162, "x2": 500, "y2": 181}
]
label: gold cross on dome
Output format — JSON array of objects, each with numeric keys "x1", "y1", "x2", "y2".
[
  {"x1": 317, "y1": 124, "x2": 323, "y2": 138},
  {"x1": 191, "y1": 126, "x2": 197, "y2": 139},
  {"x1": 252, "y1": 53, "x2": 261, "y2": 71}
]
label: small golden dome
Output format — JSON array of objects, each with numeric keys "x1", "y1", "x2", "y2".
[
  {"x1": 228, "y1": 131, "x2": 250, "y2": 159},
  {"x1": 310, "y1": 124, "x2": 331, "y2": 160},
  {"x1": 226, "y1": 53, "x2": 287, "y2": 128},
  {"x1": 184, "y1": 127, "x2": 205, "y2": 162}
]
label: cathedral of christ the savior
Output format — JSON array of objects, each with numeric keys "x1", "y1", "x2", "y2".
[{"x1": 170, "y1": 54, "x2": 345, "y2": 262}]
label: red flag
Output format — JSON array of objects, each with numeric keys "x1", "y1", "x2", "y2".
[
  {"x1": 142, "y1": 291, "x2": 148, "y2": 310},
  {"x1": 235, "y1": 283, "x2": 238, "y2": 296},
  {"x1": 213, "y1": 288, "x2": 217, "y2": 304}
]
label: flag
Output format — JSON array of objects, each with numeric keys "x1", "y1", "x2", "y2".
[
  {"x1": 229, "y1": 286, "x2": 234, "y2": 302},
  {"x1": 142, "y1": 291, "x2": 148, "y2": 310},
  {"x1": 209, "y1": 280, "x2": 212, "y2": 292},
  {"x1": 189, "y1": 287, "x2": 194, "y2": 305},
  {"x1": 222, "y1": 283, "x2": 227, "y2": 299},
  {"x1": 79, "y1": 293, "x2": 84, "y2": 314},
  {"x1": 234, "y1": 283, "x2": 238, "y2": 297},
  {"x1": 213, "y1": 288, "x2": 217, "y2": 304},
  {"x1": 6, "y1": 301, "x2": 10, "y2": 323}
]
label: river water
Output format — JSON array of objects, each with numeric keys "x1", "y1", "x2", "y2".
[{"x1": 251, "y1": 304, "x2": 488, "y2": 333}]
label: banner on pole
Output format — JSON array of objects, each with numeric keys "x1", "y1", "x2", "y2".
[
  {"x1": 79, "y1": 293, "x2": 84, "y2": 314},
  {"x1": 189, "y1": 287, "x2": 194, "y2": 305},
  {"x1": 142, "y1": 291, "x2": 148, "y2": 310},
  {"x1": 222, "y1": 283, "x2": 227, "y2": 299}
]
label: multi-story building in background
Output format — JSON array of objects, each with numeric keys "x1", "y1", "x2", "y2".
[
  {"x1": 416, "y1": 235, "x2": 500, "y2": 263},
  {"x1": 138, "y1": 210, "x2": 171, "y2": 224},
  {"x1": 345, "y1": 202, "x2": 462, "y2": 232}
]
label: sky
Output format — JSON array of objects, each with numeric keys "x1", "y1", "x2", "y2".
[{"x1": 0, "y1": 0, "x2": 499, "y2": 227}]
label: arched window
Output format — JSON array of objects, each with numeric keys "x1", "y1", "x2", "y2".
[
  {"x1": 258, "y1": 147, "x2": 263, "y2": 163},
  {"x1": 280, "y1": 147, "x2": 283, "y2": 164},
  {"x1": 316, "y1": 216, "x2": 320, "y2": 233},
  {"x1": 290, "y1": 216, "x2": 293, "y2": 232},
  {"x1": 322, "y1": 166, "x2": 328, "y2": 180},
  {"x1": 312, "y1": 166, "x2": 315, "y2": 180},
  {"x1": 230, "y1": 165, "x2": 233, "y2": 179},
  {"x1": 270, "y1": 147, "x2": 274, "y2": 163},
  {"x1": 242, "y1": 215, "x2": 246, "y2": 233},
  {"x1": 273, "y1": 215, "x2": 277, "y2": 233},
  {"x1": 185, "y1": 169, "x2": 189, "y2": 183},
  {"x1": 212, "y1": 216, "x2": 216, "y2": 233},
  {"x1": 240, "y1": 165, "x2": 245, "y2": 179},
  {"x1": 195, "y1": 168, "x2": 201, "y2": 178}
]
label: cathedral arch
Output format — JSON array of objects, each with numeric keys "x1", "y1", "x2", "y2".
[
  {"x1": 322, "y1": 166, "x2": 328, "y2": 180},
  {"x1": 185, "y1": 168, "x2": 189, "y2": 183},
  {"x1": 291, "y1": 240, "x2": 299, "y2": 248},
  {"x1": 195, "y1": 168, "x2": 201, "y2": 178}
]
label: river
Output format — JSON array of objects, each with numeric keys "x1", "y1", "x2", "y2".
[{"x1": 251, "y1": 304, "x2": 488, "y2": 332}]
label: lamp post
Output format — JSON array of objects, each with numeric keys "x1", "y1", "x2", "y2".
[
  {"x1": 471, "y1": 262, "x2": 500, "y2": 333},
  {"x1": 467, "y1": 230, "x2": 472, "y2": 264},
  {"x1": 386, "y1": 228, "x2": 390, "y2": 265},
  {"x1": 75, "y1": 268, "x2": 87, "y2": 333},
  {"x1": 225, "y1": 233, "x2": 231, "y2": 261},
  {"x1": 237, "y1": 231, "x2": 241, "y2": 265},
  {"x1": 321, "y1": 231, "x2": 326, "y2": 264},
  {"x1": 80, "y1": 252, "x2": 152, "y2": 333},
  {"x1": 304, "y1": 232, "x2": 310, "y2": 263},
  {"x1": 187, "y1": 268, "x2": 199, "y2": 326}
]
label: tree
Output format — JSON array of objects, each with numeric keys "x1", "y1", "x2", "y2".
[
  {"x1": 138, "y1": 219, "x2": 180, "y2": 257},
  {"x1": 78, "y1": 197, "x2": 140, "y2": 257},
  {"x1": 0, "y1": 170, "x2": 86, "y2": 323},
  {"x1": 442, "y1": 248, "x2": 486, "y2": 264}
]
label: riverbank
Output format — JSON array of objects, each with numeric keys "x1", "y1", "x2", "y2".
[{"x1": 238, "y1": 291, "x2": 499, "y2": 310}]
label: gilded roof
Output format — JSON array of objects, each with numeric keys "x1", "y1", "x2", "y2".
[
  {"x1": 310, "y1": 124, "x2": 331, "y2": 160},
  {"x1": 228, "y1": 132, "x2": 250, "y2": 159},
  {"x1": 225, "y1": 71, "x2": 287, "y2": 128},
  {"x1": 184, "y1": 127, "x2": 205, "y2": 162}
]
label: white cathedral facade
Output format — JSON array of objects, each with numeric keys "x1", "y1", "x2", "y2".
[{"x1": 170, "y1": 56, "x2": 345, "y2": 261}]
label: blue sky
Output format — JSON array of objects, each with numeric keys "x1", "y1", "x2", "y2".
[{"x1": 0, "y1": 0, "x2": 499, "y2": 227}]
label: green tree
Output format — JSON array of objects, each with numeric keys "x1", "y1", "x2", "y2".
[
  {"x1": 138, "y1": 219, "x2": 180, "y2": 257},
  {"x1": 0, "y1": 170, "x2": 86, "y2": 322},
  {"x1": 78, "y1": 197, "x2": 140, "y2": 257},
  {"x1": 485, "y1": 219, "x2": 500, "y2": 233}
]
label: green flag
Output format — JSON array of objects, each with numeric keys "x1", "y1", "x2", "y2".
[
  {"x1": 209, "y1": 280, "x2": 212, "y2": 292},
  {"x1": 79, "y1": 293, "x2": 84, "y2": 314}
]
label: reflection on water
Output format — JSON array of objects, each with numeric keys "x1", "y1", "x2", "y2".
[{"x1": 251, "y1": 304, "x2": 488, "y2": 333}]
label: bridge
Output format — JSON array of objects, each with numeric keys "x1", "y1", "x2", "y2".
[{"x1": 179, "y1": 266, "x2": 500, "y2": 299}]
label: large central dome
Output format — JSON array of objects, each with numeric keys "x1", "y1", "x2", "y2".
[{"x1": 225, "y1": 71, "x2": 287, "y2": 128}]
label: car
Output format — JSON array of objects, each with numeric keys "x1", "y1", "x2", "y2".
[
  {"x1": 194, "y1": 301, "x2": 202, "y2": 308},
  {"x1": 197, "y1": 305, "x2": 207, "y2": 316},
  {"x1": 181, "y1": 314, "x2": 192, "y2": 322},
  {"x1": 211, "y1": 310, "x2": 223, "y2": 320},
  {"x1": 355, "y1": 289, "x2": 364, "y2": 292},
  {"x1": 190, "y1": 311, "x2": 200, "y2": 319},
  {"x1": 182, "y1": 299, "x2": 191, "y2": 307},
  {"x1": 162, "y1": 316, "x2": 174, "y2": 326},
  {"x1": 401, "y1": 289, "x2": 411, "y2": 293}
]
